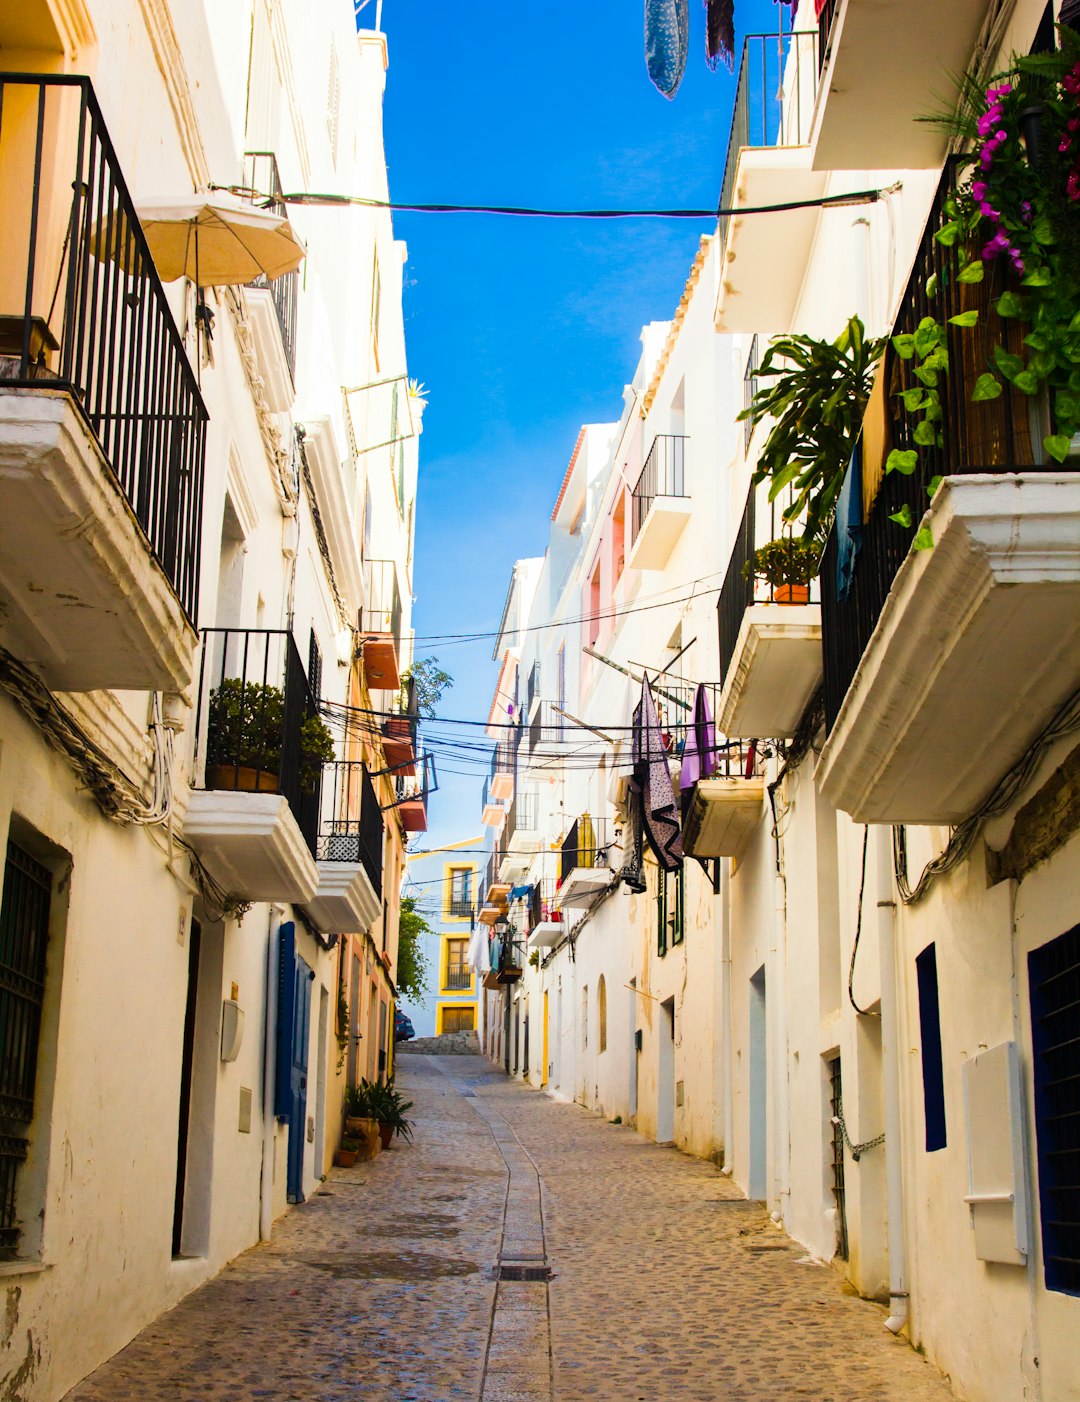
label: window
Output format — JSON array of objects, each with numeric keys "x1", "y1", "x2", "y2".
[
  {"x1": 582, "y1": 986, "x2": 588, "y2": 1049},
  {"x1": 657, "y1": 867, "x2": 684, "y2": 956},
  {"x1": 447, "y1": 866, "x2": 473, "y2": 920},
  {"x1": 557, "y1": 645, "x2": 566, "y2": 714},
  {"x1": 598, "y1": 975, "x2": 607, "y2": 1054},
  {"x1": 1029, "y1": 922, "x2": 1080, "y2": 1295},
  {"x1": 445, "y1": 938, "x2": 470, "y2": 991},
  {"x1": 0, "y1": 840, "x2": 52, "y2": 1258},
  {"x1": 915, "y1": 943, "x2": 947, "y2": 1151},
  {"x1": 742, "y1": 335, "x2": 760, "y2": 453},
  {"x1": 827, "y1": 1056, "x2": 848, "y2": 1259},
  {"x1": 587, "y1": 563, "x2": 602, "y2": 647}
]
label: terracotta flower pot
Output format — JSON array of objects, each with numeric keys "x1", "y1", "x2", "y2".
[
  {"x1": 773, "y1": 584, "x2": 810, "y2": 605},
  {"x1": 205, "y1": 763, "x2": 279, "y2": 793},
  {"x1": 335, "y1": 1147, "x2": 359, "y2": 1168},
  {"x1": 378, "y1": 1122, "x2": 394, "y2": 1151}
]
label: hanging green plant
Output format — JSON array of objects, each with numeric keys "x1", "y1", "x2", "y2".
[
  {"x1": 737, "y1": 316, "x2": 886, "y2": 542},
  {"x1": 895, "y1": 25, "x2": 1080, "y2": 471}
]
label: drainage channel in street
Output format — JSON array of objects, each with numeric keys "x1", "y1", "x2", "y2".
[{"x1": 432, "y1": 1060, "x2": 554, "y2": 1402}]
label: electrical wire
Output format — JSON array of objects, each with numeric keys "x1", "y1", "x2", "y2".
[
  {"x1": 847, "y1": 826, "x2": 879, "y2": 1017},
  {"x1": 212, "y1": 183, "x2": 895, "y2": 221}
]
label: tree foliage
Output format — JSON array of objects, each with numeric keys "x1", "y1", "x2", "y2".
[
  {"x1": 401, "y1": 656, "x2": 453, "y2": 719},
  {"x1": 396, "y1": 895, "x2": 433, "y2": 1005}
]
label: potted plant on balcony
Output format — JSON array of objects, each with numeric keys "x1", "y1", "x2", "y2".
[
  {"x1": 205, "y1": 679, "x2": 334, "y2": 793},
  {"x1": 741, "y1": 536, "x2": 821, "y2": 603}
]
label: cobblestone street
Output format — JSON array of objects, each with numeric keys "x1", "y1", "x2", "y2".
[{"x1": 67, "y1": 1057, "x2": 957, "y2": 1402}]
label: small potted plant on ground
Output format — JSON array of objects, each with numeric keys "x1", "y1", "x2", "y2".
[
  {"x1": 334, "y1": 1136, "x2": 362, "y2": 1168},
  {"x1": 742, "y1": 536, "x2": 821, "y2": 603}
]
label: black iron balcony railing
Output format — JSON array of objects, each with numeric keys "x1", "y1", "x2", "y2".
[
  {"x1": 445, "y1": 962, "x2": 471, "y2": 990},
  {"x1": 528, "y1": 701, "x2": 568, "y2": 754},
  {"x1": 743, "y1": 335, "x2": 760, "y2": 454},
  {"x1": 525, "y1": 661, "x2": 541, "y2": 714},
  {"x1": 631, "y1": 434, "x2": 689, "y2": 542},
  {"x1": 361, "y1": 558, "x2": 402, "y2": 643},
  {"x1": 718, "y1": 32, "x2": 820, "y2": 254},
  {"x1": 395, "y1": 749, "x2": 436, "y2": 808},
  {"x1": 317, "y1": 760, "x2": 384, "y2": 894},
  {"x1": 0, "y1": 74, "x2": 207, "y2": 622},
  {"x1": 490, "y1": 736, "x2": 516, "y2": 784},
  {"x1": 197, "y1": 629, "x2": 322, "y2": 855},
  {"x1": 242, "y1": 151, "x2": 299, "y2": 380},
  {"x1": 505, "y1": 789, "x2": 540, "y2": 844},
  {"x1": 527, "y1": 877, "x2": 562, "y2": 932},
  {"x1": 817, "y1": 0, "x2": 839, "y2": 74},
  {"x1": 717, "y1": 485, "x2": 824, "y2": 684},
  {"x1": 448, "y1": 895, "x2": 474, "y2": 920},
  {"x1": 382, "y1": 674, "x2": 418, "y2": 755},
  {"x1": 559, "y1": 815, "x2": 611, "y2": 886},
  {"x1": 820, "y1": 158, "x2": 1052, "y2": 733}
]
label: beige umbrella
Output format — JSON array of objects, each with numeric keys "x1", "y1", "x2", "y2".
[{"x1": 98, "y1": 193, "x2": 305, "y2": 285}]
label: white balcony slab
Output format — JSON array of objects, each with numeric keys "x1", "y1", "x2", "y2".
[
  {"x1": 245, "y1": 285, "x2": 294, "y2": 412},
  {"x1": 481, "y1": 800, "x2": 506, "y2": 829},
  {"x1": 718, "y1": 604, "x2": 822, "y2": 738},
  {"x1": 682, "y1": 778, "x2": 765, "y2": 859},
  {"x1": 627, "y1": 496, "x2": 693, "y2": 572},
  {"x1": 715, "y1": 149, "x2": 828, "y2": 333},
  {"x1": 304, "y1": 860, "x2": 380, "y2": 934},
  {"x1": 528, "y1": 920, "x2": 564, "y2": 950},
  {"x1": 489, "y1": 771, "x2": 514, "y2": 801},
  {"x1": 184, "y1": 790, "x2": 319, "y2": 903},
  {"x1": 0, "y1": 389, "x2": 197, "y2": 691},
  {"x1": 812, "y1": 0, "x2": 988, "y2": 170},
  {"x1": 498, "y1": 850, "x2": 528, "y2": 884},
  {"x1": 818, "y1": 474, "x2": 1080, "y2": 824},
  {"x1": 555, "y1": 866, "x2": 613, "y2": 909}
]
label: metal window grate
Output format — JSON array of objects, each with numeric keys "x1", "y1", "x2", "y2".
[
  {"x1": 828, "y1": 1057, "x2": 848, "y2": 1260},
  {"x1": 0, "y1": 841, "x2": 51, "y2": 1258},
  {"x1": 1029, "y1": 923, "x2": 1080, "y2": 1295}
]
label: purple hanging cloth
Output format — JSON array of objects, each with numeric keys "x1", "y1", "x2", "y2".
[
  {"x1": 679, "y1": 683, "x2": 717, "y2": 791},
  {"x1": 645, "y1": 0, "x2": 690, "y2": 99},
  {"x1": 704, "y1": 0, "x2": 735, "y2": 72},
  {"x1": 633, "y1": 676, "x2": 684, "y2": 871}
]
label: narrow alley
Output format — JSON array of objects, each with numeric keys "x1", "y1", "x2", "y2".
[{"x1": 67, "y1": 1056, "x2": 956, "y2": 1402}]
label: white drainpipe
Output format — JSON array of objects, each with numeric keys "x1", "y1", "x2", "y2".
[
  {"x1": 876, "y1": 827, "x2": 908, "y2": 1334},
  {"x1": 720, "y1": 858, "x2": 734, "y2": 1174},
  {"x1": 770, "y1": 766, "x2": 791, "y2": 1221}
]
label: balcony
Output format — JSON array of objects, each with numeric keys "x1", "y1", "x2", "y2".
[
  {"x1": 480, "y1": 773, "x2": 506, "y2": 831},
  {"x1": 185, "y1": 629, "x2": 322, "y2": 902},
  {"x1": 681, "y1": 742, "x2": 766, "y2": 860},
  {"x1": 393, "y1": 751, "x2": 435, "y2": 834},
  {"x1": 811, "y1": 0, "x2": 989, "y2": 171},
  {"x1": 627, "y1": 435, "x2": 691, "y2": 571},
  {"x1": 488, "y1": 736, "x2": 515, "y2": 801},
  {"x1": 487, "y1": 934, "x2": 523, "y2": 986},
  {"x1": 241, "y1": 152, "x2": 298, "y2": 411},
  {"x1": 525, "y1": 701, "x2": 574, "y2": 769},
  {"x1": 714, "y1": 31, "x2": 824, "y2": 334},
  {"x1": 526, "y1": 878, "x2": 563, "y2": 950},
  {"x1": 817, "y1": 163, "x2": 1076, "y2": 824},
  {"x1": 306, "y1": 761, "x2": 383, "y2": 933},
  {"x1": 359, "y1": 559, "x2": 402, "y2": 691},
  {"x1": 556, "y1": 816, "x2": 613, "y2": 909},
  {"x1": 0, "y1": 75, "x2": 207, "y2": 692},
  {"x1": 505, "y1": 789, "x2": 540, "y2": 853},
  {"x1": 382, "y1": 675, "x2": 418, "y2": 777},
  {"x1": 445, "y1": 963, "x2": 472, "y2": 992},
  {"x1": 716, "y1": 487, "x2": 822, "y2": 739}
]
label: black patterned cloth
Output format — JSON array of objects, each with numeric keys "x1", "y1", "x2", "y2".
[{"x1": 632, "y1": 677, "x2": 684, "y2": 872}]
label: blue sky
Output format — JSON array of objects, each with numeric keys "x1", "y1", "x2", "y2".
[{"x1": 380, "y1": 0, "x2": 782, "y2": 851}]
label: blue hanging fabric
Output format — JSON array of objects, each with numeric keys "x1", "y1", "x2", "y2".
[
  {"x1": 835, "y1": 439, "x2": 863, "y2": 604},
  {"x1": 645, "y1": 0, "x2": 690, "y2": 99}
]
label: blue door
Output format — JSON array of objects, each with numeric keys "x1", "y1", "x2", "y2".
[{"x1": 274, "y1": 923, "x2": 312, "y2": 1203}]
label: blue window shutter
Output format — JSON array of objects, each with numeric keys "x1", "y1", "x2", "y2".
[
  {"x1": 915, "y1": 943, "x2": 947, "y2": 1151},
  {"x1": 274, "y1": 922, "x2": 296, "y2": 1120}
]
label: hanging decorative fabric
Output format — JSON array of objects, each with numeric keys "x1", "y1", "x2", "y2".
[
  {"x1": 814, "y1": 0, "x2": 830, "y2": 16},
  {"x1": 645, "y1": 0, "x2": 690, "y2": 99},
  {"x1": 679, "y1": 683, "x2": 717, "y2": 792},
  {"x1": 618, "y1": 787, "x2": 648, "y2": 893},
  {"x1": 632, "y1": 676, "x2": 684, "y2": 871},
  {"x1": 704, "y1": 0, "x2": 735, "y2": 73},
  {"x1": 835, "y1": 439, "x2": 863, "y2": 604}
]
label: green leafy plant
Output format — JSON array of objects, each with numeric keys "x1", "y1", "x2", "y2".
[
  {"x1": 396, "y1": 896, "x2": 432, "y2": 1005},
  {"x1": 741, "y1": 536, "x2": 822, "y2": 589},
  {"x1": 344, "y1": 1081, "x2": 376, "y2": 1118},
  {"x1": 908, "y1": 27, "x2": 1080, "y2": 466},
  {"x1": 356, "y1": 1076, "x2": 415, "y2": 1141},
  {"x1": 340, "y1": 1136, "x2": 362, "y2": 1153},
  {"x1": 737, "y1": 316, "x2": 886, "y2": 541},
  {"x1": 205, "y1": 678, "x2": 334, "y2": 792},
  {"x1": 336, "y1": 980, "x2": 350, "y2": 1072},
  {"x1": 528, "y1": 949, "x2": 540, "y2": 969},
  {"x1": 400, "y1": 656, "x2": 453, "y2": 719}
]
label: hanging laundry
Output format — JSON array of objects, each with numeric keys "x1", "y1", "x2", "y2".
[
  {"x1": 679, "y1": 683, "x2": 717, "y2": 792},
  {"x1": 618, "y1": 777, "x2": 648, "y2": 893},
  {"x1": 632, "y1": 676, "x2": 684, "y2": 871},
  {"x1": 704, "y1": 0, "x2": 735, "y2": 73},
  {"x1": 645, "y1": 0, "x2": 690, "y2": 99},
  {"x1": 835, "y1": 439, "x2": 863, "y2": 604}
]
